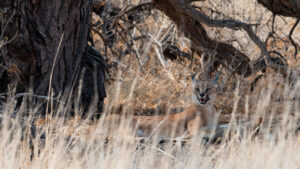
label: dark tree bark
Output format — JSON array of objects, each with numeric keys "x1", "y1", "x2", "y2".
[
  {"x1": 257, "y1": 0, "x2": 300, "y2": 59},
  {"x1": 0, "y1": 0, "x2": 106, "y2": 116},
  {"x1": 257, "y1": 0, "x2": 300, "y2": 18}
]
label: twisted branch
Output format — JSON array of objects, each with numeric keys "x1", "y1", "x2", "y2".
[{"x1": 153, "y1": 0, "x2": 286, "y2": 76}]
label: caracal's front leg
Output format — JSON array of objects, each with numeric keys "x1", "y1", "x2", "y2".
[{"x1": 187, "y1": 116, "x2": 204, "y2": 137}]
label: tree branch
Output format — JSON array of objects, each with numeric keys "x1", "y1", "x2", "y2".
[
  {"x1": 183, "y1": 6, "x2": 274, "y2": 68},
  {"x1": 288, "y1": 19, "x2": 300, "y2": 58},
  {"x1": 257, "y1": 0, "x2": 300, "y2": 18},
  {"x1": 153, "y1": 0, "x2": 286, "y2": 77}
]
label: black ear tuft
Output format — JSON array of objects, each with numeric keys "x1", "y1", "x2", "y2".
[
  {"x1": 192, "y1": 73, "x2": 197, "y2": 81},
  {"x1": 212, "y1": 72, "x2": 219, "y2": 84}
]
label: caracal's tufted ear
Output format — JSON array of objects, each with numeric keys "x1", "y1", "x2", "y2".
[
  {"x1": 192, "y1": 73, "x2": 197, "y2": 81},
  {"x1": 192, "y1": 72, "x2": 202, "y2": 83},
  {"x1": 191, "y1": 73, "x2": 198, "y2": 87},
  {"x1": 212, "y1": 72, "x2": 219, "y2": 84}
]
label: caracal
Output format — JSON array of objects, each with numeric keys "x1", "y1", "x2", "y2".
[{"x1": 97, "y1": 74, "x2": 219, "y2": 142}]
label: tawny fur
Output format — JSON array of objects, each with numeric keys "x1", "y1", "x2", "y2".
[{"x1": 98, "y1": 74, "x2": 218, "y2": 141}]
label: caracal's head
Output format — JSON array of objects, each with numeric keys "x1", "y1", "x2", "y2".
[{"x1": 191, "y1": 73, "x2": 218, "y2": 106}]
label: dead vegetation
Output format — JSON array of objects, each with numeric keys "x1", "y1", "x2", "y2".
[
  {"x1": 91, "y1": 0, "x2": 300, "y2": 123},
  {"x1": 0, "y1": 0, "x2": 300, "y2": 168}
]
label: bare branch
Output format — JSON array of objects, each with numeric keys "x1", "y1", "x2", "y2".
[
  {"x1": 288, "y1": 19, "x2": 300, "y2": 58},
  {"x1": 184, "y1": 0, "x2": 205, "y2": 4},
  {"x1": 265, "y1": 14, "x2": 276, "y2": 44},
  {"x1": 183, "y1": 6, "x2": 273, "y2": 66},
  {"x1": 114, "y1": 2, "x2": 153, "y2": 19},
  {"x1": 153, "y1": 0, "x2": 286, "y2": 77}
]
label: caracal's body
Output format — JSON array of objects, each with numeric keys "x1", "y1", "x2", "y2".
[{"x1": 99, "y1": 74, "x2": 218, "y2": 141}]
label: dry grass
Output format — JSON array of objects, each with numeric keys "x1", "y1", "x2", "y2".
[
  {"x1": 1, "y1": 0, "x2": 300, "y2": 168},
  {"x1": 0, "y1": 74, "x2": 300, "y2": 169}
]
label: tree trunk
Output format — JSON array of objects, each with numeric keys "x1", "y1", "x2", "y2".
[{"x1": 0, "y1": 0, "x2": 106, "y2": 116}]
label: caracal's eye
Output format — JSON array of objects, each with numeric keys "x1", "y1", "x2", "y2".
[
  {"x1": 206, "y1": 88, "x2": 211, "y2": 92},
  {"x1": 195, "y1": 87, "x2": 200, "y2": 92}
]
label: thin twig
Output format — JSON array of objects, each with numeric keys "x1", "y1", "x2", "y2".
[
  {"x1": 114, "y1": 2, "x2": 153, "y2": 19},
  {"x1": 288, "y1": 19, "x2": 299, "y2": 58},
  {"x1": 265, "y1": 14, "x2": 276, "y2": 44}
]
